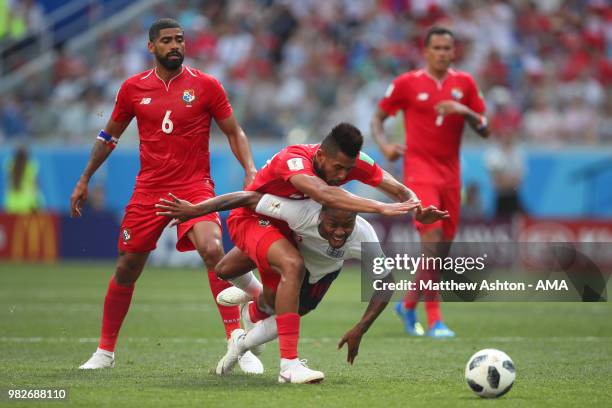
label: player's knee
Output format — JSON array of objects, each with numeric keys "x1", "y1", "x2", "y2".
[
  {"x1": 114, "y1": 252, "x2": 146, "y2": 285},
  {"x1": 196, "y1": 240, "x2": 224, "y2": 268},
  {"x1": 114, "y1": 263, "x2": 139, "y2": 285}
]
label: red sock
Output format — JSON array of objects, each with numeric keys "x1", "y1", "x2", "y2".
[
  {"x1": 424, "y1": 301, "x2": 441, "y2": 328},
  {"x1": 248, "y1": 301, "x2": 270, "y2": 323},
  {"x1": 276, "y1": 313, "x2": 300, "y2": 360},
  {"x1": 207, "y1": 271, "x2": 241, "y2": 339},
  {"x1": 99, "y1": 277, "x2": 134, "y2": 352},
  {"x1": 403, "y1": 269, "x2": 424, "y2": 309},
  {"x1": 403, "y1": 297, "x2": 418, "y2": 310}
]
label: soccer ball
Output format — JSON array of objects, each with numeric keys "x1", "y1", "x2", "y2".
[{"x1": 465, "y1": 349, "x2": 515, "y2": 398}]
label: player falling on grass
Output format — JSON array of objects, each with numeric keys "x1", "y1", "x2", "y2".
[
  {"x1": 168, "y1": 123, "x2": 443, "y2": 383},
  {"x1": 372, "y1": 27, "x2": 489, "y2": 337},
  {"x1": 69, "y1": 18, "x2": 263, "y2": 373},
  {"x1": 156, "y1": 190, "x2": 448, "y2": 376}
]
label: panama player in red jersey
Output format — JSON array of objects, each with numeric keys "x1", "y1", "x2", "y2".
[
  {"x1": 70, "y1": 18, "x2": 263, "y2": 373},
  {"x1": 196, "y1": 123, "x2": 443, "y2": 383},
  {"x1": 372, "y1": 27, "x2": 489, "y2": 338}
]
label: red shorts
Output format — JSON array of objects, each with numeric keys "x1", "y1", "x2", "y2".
[
  {"x1": 408, "y1": 183, "x2": 460, "y2": 240},
  {"x1": 118, "y1": 183, "x2": 221, "y2": 253},
  {"x1": 227, "y1": 208, "x2": 294, "y2": 290}
]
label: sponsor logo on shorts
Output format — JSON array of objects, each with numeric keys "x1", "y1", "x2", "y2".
[
  {"x1": 258, "y1": 219, "x2": 270, "y2": 227},
  {"x1": 122, "y1": 228, "x2": 131, "y2": 242}
]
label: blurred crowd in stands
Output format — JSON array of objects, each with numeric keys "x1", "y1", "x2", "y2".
[{"x1": 0, "y1": 0, "x2": 610, "y2": 146}]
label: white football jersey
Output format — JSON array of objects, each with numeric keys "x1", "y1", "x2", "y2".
[{"x1": 255, "y1": 194, "x2": 388, "y2": 283}]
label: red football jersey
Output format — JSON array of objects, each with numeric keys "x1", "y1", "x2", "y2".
[
  {"x1": 246, "y1": 143, "x2": 384, "y2": 198},
  {"x1": 379, "y1": 68, "x2": 486, "y2": 187},
  {"x1": 111, "y1": 66, "x2": 232, "y2": 191}
]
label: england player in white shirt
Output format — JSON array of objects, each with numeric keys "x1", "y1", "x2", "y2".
[{"x1": 156, "y1": 190, "x2": 447, "y2": 381}]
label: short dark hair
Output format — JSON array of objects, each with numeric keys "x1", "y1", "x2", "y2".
[
  {"x1": 424, "y1": 26, "x2": 455, "y2": 46},
  {"x1": 320, "y1": 123, "x2": 363, "y2": 158},
  {"x1": 149, "y1": 18, "x2": 182, "y2": 42}
]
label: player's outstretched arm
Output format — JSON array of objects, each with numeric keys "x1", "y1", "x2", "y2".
[
  {"x1": 69, "y1": 119, "x2": 129, "y2": 217},
  {"x1": 338, "y1": 273, "x2": 395, "y2": 364},
  {"x1": 290, "y1": 173, "x2": 420, "y2": 216},
  {"x1": 371, "y1": 108, "x2": 405, "y2": 162},
  {"x1": 377, "y1": 169, "x2": 419, "y2": 203},
  {"x1": 217, "y1": 115, "x2": 258, "y2": 188},
  {"x1": 156, "y1": 191, "x2": 263, "y2": 225}
]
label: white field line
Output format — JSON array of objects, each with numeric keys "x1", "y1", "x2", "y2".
[
  {"x1": 0, "y1": 336, "x2": 610, "y2": 344},
  {"x1": 2, "y1": 303, "x2": 212, "y2": 313}
]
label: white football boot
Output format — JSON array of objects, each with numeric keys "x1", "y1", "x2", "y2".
[
  {"x1": 240, "y1": 302, "x2": 266, "y2": 355},
  {"x1": 216, "y1": 329, "x2": 247, "y2": 375},
  {"x1": 238, "y1": 351, "x2": 264, "y2": 374},
  {"x1": 278, "y1": 359, "x2": 325, "y2": 384},
  {"x1": 216, "y1": 287, "x2": 252, "y2": 307},
  {"x1": 79, "y1": 348, "x2": 115, "y2": 369}
]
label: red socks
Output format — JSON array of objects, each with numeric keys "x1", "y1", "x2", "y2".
[
  {"x1": 99, "y1": 277, "x2": 134, "y2": 352},
  {"x1": 424, "y1": 301, "x2": 441, "y2": 327},
  {"x1": 248, "y1": 301, "x2": 270, "y2": 323},
  {"x1": 403, "y1": 267, "x2": 442, "y2": 328},
  {"x1": 207, "y1": 271, "x2": 241, "y2": 339},
  {"x1": 98, "y1": 269, "x2": 242, "y2": 352},
  {"x1": 276, "y1": 313, "x2": 300, "y2": 360}
]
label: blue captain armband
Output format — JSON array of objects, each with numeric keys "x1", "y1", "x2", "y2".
[{"x1": 97, "y1": 129, "x2": 119, "y2": 150}]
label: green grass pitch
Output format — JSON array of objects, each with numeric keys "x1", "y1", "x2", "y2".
[{"x1": 1, "y1": 263, "x2": 611, "y2": 407}]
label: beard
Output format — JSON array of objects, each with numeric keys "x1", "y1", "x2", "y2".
[{"x1": 156, "y1": 51, "x2": 184, "y2": 70}]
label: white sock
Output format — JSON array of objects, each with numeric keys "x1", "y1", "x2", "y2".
[
  {"x1": 96, "y1": 347, "x2": 114, "y2": 357},
  {"x1": 230, "y1": 271, "x2": 263, "y2": 298},
  {"x1": 243, "y1": 315, "x2": 277, "y2": 351},
  {"x1": 280, "y1": 358, "x2": 299, "y2": 370}
]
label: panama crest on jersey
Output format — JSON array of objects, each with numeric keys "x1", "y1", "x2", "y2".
[
  {"x1": 451, "y1": 87, "x2": 463, "y2": 101},
  {"x1": 182, "y1": 89, "x2": 195, "y2": 106}
]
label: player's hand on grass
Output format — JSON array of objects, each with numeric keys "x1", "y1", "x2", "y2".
[
  {"x1": 379, "y1": 199, "x2": 420, "y2": 216},
  {"x1": 415, "y1": 205, "x2": 450, "y2": 224},
  {"x1": 380, "y1": 143, "x2": 405, "y2": 162},
  {"x1": 338, "y1": 325, "x2": 365, "y2": 365},
  {"x1": 70, "y1": 179, "x2": 89, "y2": 217},
  {"x1": 155, "y1": 193, "x2": 198, "y2": 226},
  {"x1": 435, "y1": 100, "x2": 469, "y2": 116}
]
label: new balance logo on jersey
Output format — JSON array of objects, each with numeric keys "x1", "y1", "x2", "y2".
[
  {"x1": 140, "y1": 98, "x2": 152, "y2": 105},
  {"x1": 417, "y1": 92, "x2": 429, "y2": 101}
]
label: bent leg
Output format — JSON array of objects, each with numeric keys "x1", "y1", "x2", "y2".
[
  {"x1": 266, "y1": 239, "x2": 305, "y2": 361},
  {"x1": 188, "y1": 221, "x2": 240, "y2": 339}
]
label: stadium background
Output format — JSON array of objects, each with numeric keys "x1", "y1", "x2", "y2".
[{"x1": 1, "y1": 0, "x2": 611, "y2": 264}]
